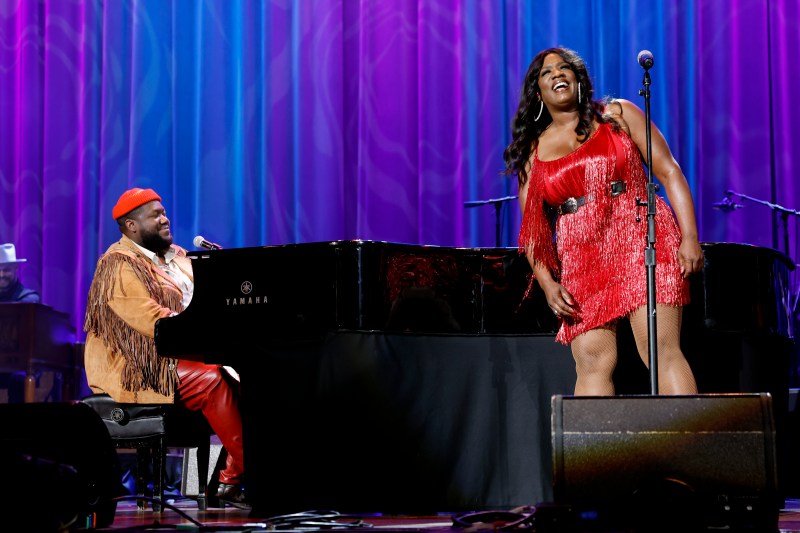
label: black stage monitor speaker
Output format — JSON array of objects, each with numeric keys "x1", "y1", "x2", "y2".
[
  {"x1": 0, "y1": 401, "x2": 123, "y2": 530},
  {"x1": 551, "y1": 394, "x2": 779, "y2": 532}
]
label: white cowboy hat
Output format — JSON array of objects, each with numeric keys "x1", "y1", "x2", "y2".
[{"x1": 0, "y1": 243, "x2": 27, "y2": 264}]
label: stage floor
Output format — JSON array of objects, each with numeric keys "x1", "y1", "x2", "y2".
[{"x1": 80, "y1": 497, "x2": 800, "y2": 532}]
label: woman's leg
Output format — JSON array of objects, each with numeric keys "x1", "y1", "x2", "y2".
[
  {"x1": 570, "y1": 325, "x2": 619, "y2": 395},
  {"x1": 629, "y1": 304, "x2": 698, "y2": 394}
]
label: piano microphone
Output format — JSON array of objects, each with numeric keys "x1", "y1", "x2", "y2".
[
  {"x1": 193, "y1": 235, "x2": 223, "y2": 250},
  {"x1": 712, "y1": 195, "x2": 744, "y2": 213}
]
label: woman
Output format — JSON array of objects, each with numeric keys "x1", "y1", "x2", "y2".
[{"x1": 504, "y1": 47, "x2": 703, "y2": 395}]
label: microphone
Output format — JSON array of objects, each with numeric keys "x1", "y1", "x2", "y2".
[
  {"x1": 637, "y1": 50, "x2": 654, "y2": 70},
  {"x1": 193, "y1": 235, "x2": 223, "y2": 250},
  {"x1": 711, "y1": 197, "x2": 744, "y2": 213}
]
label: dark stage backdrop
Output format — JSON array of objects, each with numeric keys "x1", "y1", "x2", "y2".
[{"x1": 1, "y1": 0, "x2": 799, "y2": 333}]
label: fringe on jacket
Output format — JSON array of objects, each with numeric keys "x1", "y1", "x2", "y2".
[{"x1": 84, "y1": 249, "x2": 182, "y2": 396}]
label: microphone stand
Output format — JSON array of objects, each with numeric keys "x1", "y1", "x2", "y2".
[
  {"x1": 464, "y1": 195, "x2": 518, "y2": 247},
  {"x1": 725, "y1": 189, "x2": 800, "y2": 259},
  {"x1": 724, "y1": 189, "x2": 800, "y2": 315},
  {"x1": 638, "y1": 66, "x2": 659, "y2": 395}
]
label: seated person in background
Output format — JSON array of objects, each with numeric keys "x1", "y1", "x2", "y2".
[
  {"x1": 83, "y1": 188, "x2": 249, "y2": 508},
  {"x1": 0, "y1": 244, "x2": 40, "y2": 303},
  {"x1": 0, "y1": 243, "x2": 41, "y2": 402}
]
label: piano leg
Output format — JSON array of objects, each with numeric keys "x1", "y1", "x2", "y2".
[{"x1": 23, "y1": 372, "x2": 35, "y2": 403}]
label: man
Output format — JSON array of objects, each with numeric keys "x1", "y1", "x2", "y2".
[
  {"x1": 84, "y1": 188, "x2": 248, "y2": 508},
  {"x1": 0, "y1": 244, "x2": 40, "y2": 303},
  {"x1": 0, "y1": 244, "x2": 41, "y2": 403}
]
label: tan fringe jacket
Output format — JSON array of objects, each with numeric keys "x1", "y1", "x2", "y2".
[{"x1": 84, "y1": 235, "x2": 192, "y2": 403}]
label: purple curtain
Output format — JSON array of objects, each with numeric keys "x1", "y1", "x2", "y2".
[{"x1": 1, "y1": 0, "x2": 799, "y2": 335}]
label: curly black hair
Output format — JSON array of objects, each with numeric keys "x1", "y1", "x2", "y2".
[{"x1": 503, "y1": 47, "x2": 610, "y2": 187}]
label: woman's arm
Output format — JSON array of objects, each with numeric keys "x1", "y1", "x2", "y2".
[{"x1": 519, "y1": 173, "x2": 575, "y2": 317}]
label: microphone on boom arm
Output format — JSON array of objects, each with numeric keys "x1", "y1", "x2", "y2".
[{"x1": 711, "y1": 191, "x2": 744, "y2": 213}]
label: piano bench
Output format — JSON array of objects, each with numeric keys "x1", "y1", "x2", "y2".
[{"x1": 80, "y1": 393, "x2": 213, "y2": 512}]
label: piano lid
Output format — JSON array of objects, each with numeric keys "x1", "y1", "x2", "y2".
[
  {"x1": 154, "y1": 240, "x2": 558, "y2": 361},
  {"x1": 154, "y1": 240, "x2": 795, "y2": 363}
]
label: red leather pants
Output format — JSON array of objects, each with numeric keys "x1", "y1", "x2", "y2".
[{"x1": 176, "y1": 361, "x2": 244, "y2": 485}]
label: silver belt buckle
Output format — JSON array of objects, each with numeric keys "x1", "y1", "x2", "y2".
[{"x1": 561, "y1": 197, "x2": 578, "y2": 214}]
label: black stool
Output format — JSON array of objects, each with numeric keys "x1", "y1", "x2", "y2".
[{"x1": 81, "y1": 393, "x2": 213, "y2": 512}]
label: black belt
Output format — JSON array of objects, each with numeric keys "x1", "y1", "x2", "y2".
[{"x1": 557, "y1": 181, "x2": 627, "y2": 215}]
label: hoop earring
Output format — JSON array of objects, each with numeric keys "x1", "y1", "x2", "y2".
[
  {"x1": 577, "y1": 83, "x2": 582, "y2": 103},
  {"x1": 534, "y1": 100, "x2": 543, "y2": 121}
]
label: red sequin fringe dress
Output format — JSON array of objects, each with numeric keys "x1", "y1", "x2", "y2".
[{"x1": 518, "y1": 122, "x2": 689, "y2": 345}]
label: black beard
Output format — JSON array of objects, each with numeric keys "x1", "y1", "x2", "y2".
[{"x1": 140, "y1": 231, "x2": 173, "y2": 255}]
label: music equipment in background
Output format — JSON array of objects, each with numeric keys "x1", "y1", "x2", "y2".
[
  {"x1": 0, "y1": 303, "x2": 78, "y2": 402},
  {"x1": 713, "y1": 189, "x2": 800, "y2": 261},
  {"x1": 711, "y1": 193, "x2": 744, "y2": 212},
  {"x1": 551, "y1": 393, "x2": 779, "y2": 531},
  {"x1": 154, "y1": 240, "x2": 794, "y2": 515},
  {"x1": 463, "y1": 195, "x2": 518, "y2": 247}
]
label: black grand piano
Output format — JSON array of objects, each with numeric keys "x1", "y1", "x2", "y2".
[{"x1": 155, "y1": 240, "x2": 795, "y2": 516}]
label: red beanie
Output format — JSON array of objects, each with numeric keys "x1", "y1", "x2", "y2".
[{"x1": 112, "y1": 188, "x2": 162, "y2": 220}]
